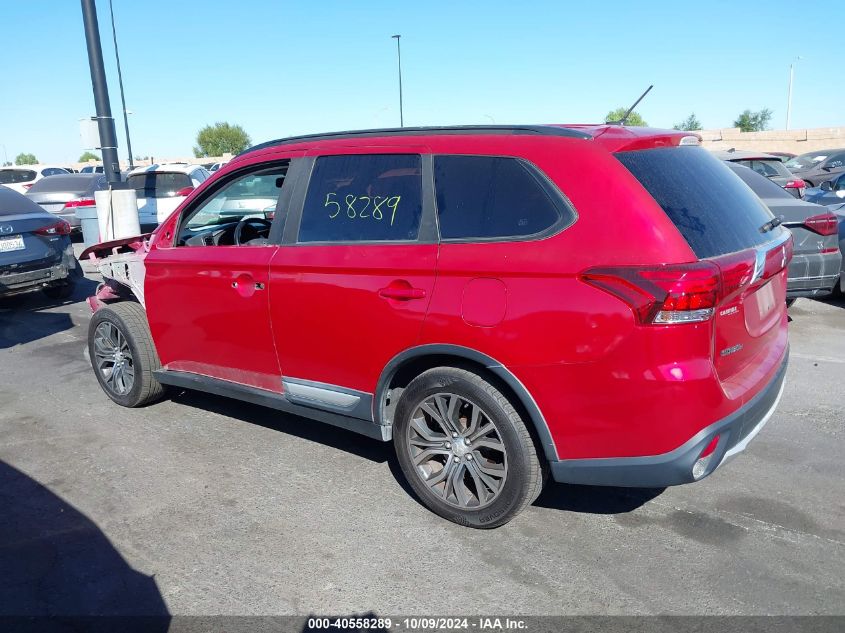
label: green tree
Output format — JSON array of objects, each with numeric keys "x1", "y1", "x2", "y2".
[
  {"x1": 15, "y1": 152, "x2": 37, "y2": 165},
  {"x1": 79, "y1": 151, "x2": 100, "y2": 162},
  {"x1": 673, "y1": 113, "x2": 702, "y2": 131},
  {"x1": 734, "y1": 108, "x2": 772, "y2": 132},
  {"x1": 193, "y1": 122, "x2": 251, "y2": 157},
  {"x1": 605, "y1": 107, "x2": 647, "y2": 126}
]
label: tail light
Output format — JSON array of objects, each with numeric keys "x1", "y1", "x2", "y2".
[
  {"x1": 63, "y1": 197, "x2": 96, "y2": 209},
  {"x1": 34, "y1": 219, "x2": 72, "y2": 236},
  {"x1": 582, "y1": 238, "x2": 791, "y2": 326},
  {"x1": 783, "y1": 179, "x2": 805, "y2": 190},
  {"x1": 22, "y1": 183, "x2": 33, "y2": 190},
  {"x1": 803, "y1": 213, "x2": 838, "y2": 236},
  {"x1": 175, "y1": 186, "x2": 195, "y2": 197}
]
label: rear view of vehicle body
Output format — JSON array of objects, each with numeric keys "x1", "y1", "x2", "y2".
[
  {"x1": 0, "y1": 186, "x2": 81, "y2": 299},
  {"x1": 83, "y1": 125, "x2": 791, "y2": 527},
  {"x1": 0, "y1": 165, "x2": 71, "y2": 194},
  {"x1": 25, "y1": 173, "x2": 108, "y2": 231},
  {"x1": 126, "y1": 164, "x2": 210, "y2": 228},
  {"x1": 712, "y1": 149, "x2": 806, "y2": 198},
  {"x1": 727, "y1": 162, "x2": 841, "y2": 301}
]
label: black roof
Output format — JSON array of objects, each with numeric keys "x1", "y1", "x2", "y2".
[{"x1": 239, "y1": 125, "x2": 591, "y2": 157}]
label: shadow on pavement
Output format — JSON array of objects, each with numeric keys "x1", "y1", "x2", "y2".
[
  {"x1": 0, "y1": 278, "x2": 96, "y2": 349},
  {"x1": 170, "y1": 389, "x2": 392, "y2": 464},
  {"x1": 0, "y1": 460, "x2": 169, "y2": 626},
  {"x1": 534, "y1": 482, "x2": 664, "y2": 514}
]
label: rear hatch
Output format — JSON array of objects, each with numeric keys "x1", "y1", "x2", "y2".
[
  {"x1": 127, "y1": 172, "x2": 193, "y2": 224},
  {"x1": 614, "y1": 147, "x2": 791, "y2": 396}
]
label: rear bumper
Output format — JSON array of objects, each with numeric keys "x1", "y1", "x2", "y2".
[
  {"x1": 786, "y1": 251, "x2": 841, "y2": 298},
  {"x1": 549, "y1": 348, "x2": 789, "y2": 488},
  {"x1": 0, "y1": 261, "x2": 71, "y2": 296}
]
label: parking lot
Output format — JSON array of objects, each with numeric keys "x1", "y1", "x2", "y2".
[{"x1": 0, "y1": 246, "x2": 843, "y2": 617}]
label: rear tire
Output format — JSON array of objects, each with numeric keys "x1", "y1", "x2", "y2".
[
  {"x1": 88, "y1": 301, "x2": 166, "y2": 407},
  {"x1": 393, "y1": 367, "x2": 544, "y2": 528}
]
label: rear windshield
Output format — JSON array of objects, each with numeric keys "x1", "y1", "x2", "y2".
[
  {"x1": 0, "y1": 169, "x2": 37, "y2": 184},
  {"x1": 785, "y1": 152, "x2": 829, "y2": 170},
  {"x1": 615, "y1": 147, "x2": 775, "y2": 258},
  {"x1": 127, "y1": 172, "x2": 192, "y2": 198},
  {"x1": 726, "y1": 163, "x2": 794, "y2": 200},
  {"x1": 732, "y1": 159, "x2": 792, "y2": 179},
  {"x1": 26, "y1": 174, "x2": 103, "y2": 195}
]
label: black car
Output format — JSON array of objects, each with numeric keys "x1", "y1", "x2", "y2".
[
  {"x1": 784, "y1": 149, "x2": 845, "y2": 187},
  {"x1": 713, "y1": 150, "x2": 806, "y2": 198},
  {"x1": 0, "y1": 185, "x2": 81, "y2": 299}
]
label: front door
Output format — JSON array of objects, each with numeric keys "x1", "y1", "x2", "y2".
[
  {"x1": 268, "y1": 151, "x2": 437, "y2": 400},
  {"x1": 145, "y1": 161, "x2": 293, "y2": 392}
]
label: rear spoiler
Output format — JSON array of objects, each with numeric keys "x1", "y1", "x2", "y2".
[{"x1": 80, "y1": 233, "x2": 152, "y2": 261}]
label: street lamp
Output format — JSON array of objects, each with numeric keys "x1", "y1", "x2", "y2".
[
  {"x1": 391, "y1": 34, "x2": 404, "y2": 128},
  {"x1": 109, "y1": 0, "x2": 134, "y2": 170},
  {"x1": 786, "y1": 56, "x2": 802, "y2": 130}
]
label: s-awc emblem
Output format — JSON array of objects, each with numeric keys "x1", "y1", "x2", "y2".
[{"x1": 0, "y1": 225, "x2": 14, "y2": 234}]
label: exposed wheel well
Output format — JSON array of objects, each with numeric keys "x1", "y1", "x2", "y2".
[{"x1": 379, "y1": 352, "x2": 556, "y2": 463}]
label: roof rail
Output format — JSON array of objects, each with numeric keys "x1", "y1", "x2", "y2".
[{"x1": 238, "y1": 125, "x2": 592, "y2": 157}]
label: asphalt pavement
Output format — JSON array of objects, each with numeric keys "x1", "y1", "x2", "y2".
[{"x1": 0, "y1": 248, "x2": 842, "y2": 617}]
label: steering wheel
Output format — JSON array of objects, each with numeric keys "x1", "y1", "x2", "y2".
[{"x1": 233, "y1": 217, "x2": 273, "y2": 245}]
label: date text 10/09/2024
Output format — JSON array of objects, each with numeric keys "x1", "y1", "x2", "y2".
[
  {"x1": 325, "y1": 193, "x2": 402, "y2": 225},
  {"x1": 306, "y1": 616, "x2": 529, "y2": 630}
]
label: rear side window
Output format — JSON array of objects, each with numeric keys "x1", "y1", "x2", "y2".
[
  {"x1": 41, "y1": 167, "x2": 68, "y2": 177},
  {"x1": 127, "y1": 172, "x2": 193, "y2": 198},
  {"x1": 299, "y1": 154, "x2": 422, "y2": 243},
  {"x1": 726, "y1": 163, "x2": 794, "y2": 200},
  {"x1": 433, "y1": 156, "x2": 567, "y2": 240},
  {"x1": 0, "y1": 170, "x2": 37, "y2": 184},
  {"x1": 615, "y1": 147, "x2": 775, "y2": 258}
]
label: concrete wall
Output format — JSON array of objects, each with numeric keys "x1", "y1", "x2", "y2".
[
  {"x1": 72, "y1": 154, "x2": 232, "y2": 171},
  {"x1": 697, "y1": 126, "x2": 845, "y2": 155}
]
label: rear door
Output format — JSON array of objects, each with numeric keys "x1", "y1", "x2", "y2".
[
  {"x1": 268, "y1": 149, "x2": 437, "y2": 402},
  {"x1": 615, "y1": 148, "x2": 790, "y2": 396}
]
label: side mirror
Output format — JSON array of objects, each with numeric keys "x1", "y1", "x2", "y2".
[
  {"x1": 821, "y1": 180, "x2": 833, "y2": 191},
  {"x1": 175, "y1": 186, "x2": 195, "y2": 197}
]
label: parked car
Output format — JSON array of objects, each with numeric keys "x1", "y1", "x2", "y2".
[
  {"x1": 712, "y1": 150, "x2": 806, "y2": 198},
  {"x1": 726, "y1": 162, "x2": 841, "y2": 303},
  {"x1": 125, "y1": 163, "x2": 210, "y2": 228},
  {"x1": 208, "y1": 161, "x2": 228, "y2": 172},
  {"x1": 825, "y1": 201, "x2": 845, "y2": 295},
  {"x1": 0, "y1": 165, "x2": 72, "y2": 194},
  {"x1": 767, "y1": 151, "x2": 796, "y2": 161},
  {"x1": 25, "y1": 173, "x2": 108, "y2": 232},
  {"x1": 80, "y1": 164, "x2": 104, "y2": 174},
  {"x1": 81, "y1": 125, "x2": 791, "y2": 528},
  {"x1": 804, "y1": 172, "x2": 845, "y2": 206},
  {"x1": 784, "y1": 149, "x2": 845, "y2": 187},
  {"x1": 0, "y1": 185, "x2": 81, "y2": 299}
]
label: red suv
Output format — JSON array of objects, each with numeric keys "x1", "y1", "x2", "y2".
[{"x1": 83, "y1": 125, "x2": 791, "y2": 528}]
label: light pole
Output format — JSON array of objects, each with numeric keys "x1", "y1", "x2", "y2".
[
  {"x1": 786, "y1": 56, "x2": 802, "y2": 130},
  {"x1": 391, "y1": 34, "x2": 404, "y2": 128}
]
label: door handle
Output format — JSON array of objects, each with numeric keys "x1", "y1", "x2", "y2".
[
  {"x1": 231, "y1": 280, "x2": 265, "y2": 290},
  {"x1": 378, "y1": 284, "x2": 426, "y2": 301}
]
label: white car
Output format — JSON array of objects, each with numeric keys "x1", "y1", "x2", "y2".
[
  {"x1": 0, "y1": 165, "x2": 72, "y2": 193},
  {"x1": 208, "y1": 160, "x2": 229, "y2": 172},
  {"x1": 126, "y1": 163, "x2": 210, "y2": 227}
]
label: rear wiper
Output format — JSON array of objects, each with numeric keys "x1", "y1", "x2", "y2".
[{"x1": 759, "y1": 216, "x2": 783, "y2": 233}]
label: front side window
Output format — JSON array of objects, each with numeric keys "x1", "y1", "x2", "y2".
[
  {"x1": 298, "y1": 154, "x2": 423, "y2": 243},
  {"x1": 177, "y1": 164, "x2": 288, "y2": 246},
  {"x1": 433, "y1": 155, "x2": 566, "y2": 240}
]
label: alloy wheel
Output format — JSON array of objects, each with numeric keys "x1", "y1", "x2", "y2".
[{"x1": 93, "y1": 322, "x2": 135, "y2": 396}]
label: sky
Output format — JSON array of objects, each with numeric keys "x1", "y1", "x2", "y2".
[{"x1": 1, "y1": 0, "x2": 842, "y2": 164}]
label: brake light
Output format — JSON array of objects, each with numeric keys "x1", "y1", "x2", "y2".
[
  {"x1": 34, "y1": 219, "x2": 72, "y2": 236},
  {"x1": 783, "y1": 179, "x2": 805, "y2": 189},
  {"x1": 63, "y1": 197, "x2": 96, "y2": 209},
  {"x1": 22, "y1": 183, "x2": 33, "y2": 190},
  {"x1": 803, "y1": 213, "x2": 838, "y2": 236},
  {"x1": 582, "y1": 262, "x2": 721, "y2": 325}
]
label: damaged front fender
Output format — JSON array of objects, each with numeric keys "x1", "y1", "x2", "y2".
[{"x1": 82, "y1": 233, "x2": 152, "y2": 311}]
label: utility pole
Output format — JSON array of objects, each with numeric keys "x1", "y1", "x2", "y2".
[
  {"x1": 109, "y1": 0, "x2": 134, "y2": 170},
  {"x1": 391, "y1": 34, "x2": 404, "y2": 128},
  {"x1": 80, "y1": 0, "x2": 121, "y2": 184}
]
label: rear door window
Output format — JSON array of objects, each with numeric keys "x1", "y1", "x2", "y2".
[
  {"x1": 433, "y1": 156, "x2": 569, "y2": 240},
  {"x1": 615, "y1": 147, "x2": 775, "y2": 258},
  {"x1": 298, "y1": 154, "x2": 423, "y2": 243}
]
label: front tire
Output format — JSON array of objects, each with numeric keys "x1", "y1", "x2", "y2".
[
  {"x1": 393, "y1": 367, "x2": 544, "y2": 528},
  {"x1": 88, "y1": 302, "x2": 166, "y2": 407}
]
